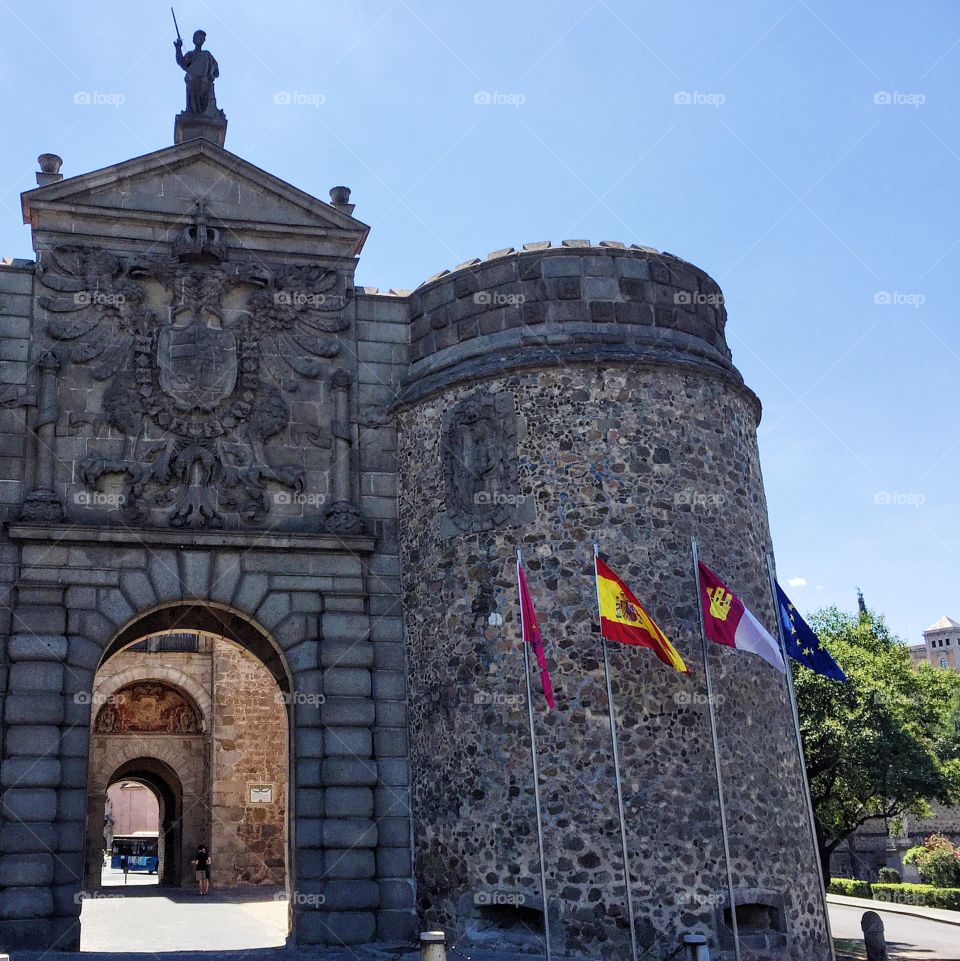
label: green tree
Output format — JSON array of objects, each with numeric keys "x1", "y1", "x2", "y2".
[{"x1": 794, "y1": 606, "x2": 960, "y2": 879}]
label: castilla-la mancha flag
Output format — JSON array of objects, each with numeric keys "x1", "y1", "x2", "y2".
[
  {"x1": 698, "y1": 561, "x2": 786, "y2": 673},
  {"x1": 595, "y1": 556, "x2": 688, "y2": 673}
]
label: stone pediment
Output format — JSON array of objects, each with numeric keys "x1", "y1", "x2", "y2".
[{"x1": 21, "y1": 139, "x2": 368, "y2": 261}]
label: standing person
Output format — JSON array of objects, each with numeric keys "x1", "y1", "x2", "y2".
[{"x1": 191, "y1": 844, "x2": 211, "y2": 895}]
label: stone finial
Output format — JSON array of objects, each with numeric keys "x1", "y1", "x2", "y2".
[
  {"x1": 36, "y1": 153, "x2": 63, "y2": 187},
  {"x1": 329, "y1": 186, "x2": 355, "y2": 215}
]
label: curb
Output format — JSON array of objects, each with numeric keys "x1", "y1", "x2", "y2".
[{"x1": 828, "y1": 892, "x2": 960, "y2": 928}]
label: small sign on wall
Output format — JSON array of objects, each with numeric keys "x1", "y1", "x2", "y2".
[{"x1": 248, "y1": 783, "x2": 273, "y2": 804}]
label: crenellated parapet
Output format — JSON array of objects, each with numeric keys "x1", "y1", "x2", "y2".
[{"x1": 397, "y1": 240, "x2": 750, "y2": 412}]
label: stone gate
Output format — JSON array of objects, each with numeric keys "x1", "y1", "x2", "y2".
[{"x1": 1, "y1": 37, "x2": 831, "y2": 961}]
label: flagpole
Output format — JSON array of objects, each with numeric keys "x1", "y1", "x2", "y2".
[
  {"x1": 691, "y1": 537, "x2": 742, "y2": 961},
  {"x1": 517, "y1": 549, "x2": 552, "y2": 961},
  {"x1": 764, "y1": 553, "x2": 837, "y2": 961},
  {"x1": 592, "y1": 543, "x2": 639, "y2": 961}
]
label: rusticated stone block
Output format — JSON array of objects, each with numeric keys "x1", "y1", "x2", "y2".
[
  {"x1": 0, "y1": 822, "x2": 57, "y2": 854},
  {"x1": 323, "y1": 727, "x2": 372, "y2": 757},
  {"x1": 374, "y1": 729, "x2": 408, "y2": 757},
  {"x1": 0, "y1": 885, "x2": 55, "y2": 920},
  {"x1": 7, "y1": 633, "x2": 67, "y2": 661},
  {"x1": 321, "y1": 758, "x2": 377, "y2": 787},
  {"x1": 295, "y1": 910, "x2": 376, "y2": 946},
  {"x1": 323, "y1": 667, "x2": 371, "y2": 698},
  {"x1": 9, "y1": 662, "x2": 63, "y2": 692},
  {"x1": 0, "y1": 853, "x2": 55, "y2": 886},
  {"x1": 323, "y1": 849, "x2": 376, "y2": 880},
  {"x1": 542, "y1": 256, "x2": 581, "y2": 277},
  {"x1": 1, "y1": 787, "x2": 58, "y2": 821},
  {"x1": 320, "y1": 640, "x2": 375, "y2": 669},
  {"x1": 5, "y1": 725, "x2": 62, "y2": 756},
  {"x1": 324, "y1": 787, "x2": 374, "y2": 818},
  {"x1": 321, "y1": 611, "x2": 370, "y2": 642},
  {"x1": 371, "y1": 670, "x2": 405, "y2": 700},
  {"x1": 321, "y1": 697, "x2": 376, "y2": 727},
  {"x1": 1, "y1": 758, "x2": 61, "y2": 788},
  {"x1": 5, "y1": 693, "x2": 64, "y2": 725},
  {"x1": 323, "y1": 879, "x2": 380, "y2": 910},
  {"x1": 322, "y1": 819, "x2": 378, "y2": 848},
  {"x1": 376, "y1": 847, "x2": 411, "y2": 878},
  {"x1": 297, "y1": 789, "x2": 324, "y2": 818}
]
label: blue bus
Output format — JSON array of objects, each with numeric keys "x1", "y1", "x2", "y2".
[{"x1": 110, "y1": 832, "x2": 159, "y2": 874}]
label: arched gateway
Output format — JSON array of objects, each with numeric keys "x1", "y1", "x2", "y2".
[{"x1": 1, "y1": 28, "x2": 830, "y2": 961}]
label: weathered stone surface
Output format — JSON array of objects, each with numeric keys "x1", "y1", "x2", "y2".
[
  {"x1": 322, "y1": 878, "x2": 379, "y2": 908},
  {"x1": 323, "y1": 727, "x2": 372, "y2": 757},
  {"x1": 321, "y1": 697, "x2": 376, "y2": 727},
  {"x1": 1, "y1": 788, "x2": 58, "y2": 821},
  {"x1": 322, "y1": 819, "x2": 378, "y2": 848},
  {"x1": 0, "y1": 823, "x2": 57, "y2": 854},
  {"x1": 1, "y1": 758, "x2": 61, "y2": 788},
  {"x1": 5, "y1": 724, "x2": 63, "y2": 756},
  {"x1": 321, "y1": 758, "x2": 378, "y2": 787},
  {"x1": 8, "y1": 662, "x2": 63, "y2": 692},
  {"x1": 4, "y1": 694, "x2": 64, "y2": 725},
  {"x1": 323, "y1": 850, "x2": 376, "y2": 880},
  {"x1": 7, "y1": 634, "x2": 67, "y2": 661},
  {"x1": 322, "y1": 668, "x2": 371, "y2": 698},
  {"x1": 0, "y1": 886, "x2": 55, "y2": 920},
  {"x1": 0, "y1": 854, "x2": 55, "y2": 887}
]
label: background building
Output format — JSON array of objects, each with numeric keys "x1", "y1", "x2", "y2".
[{"x1": 909, "y1": 616, "x2": 960, "y2": 670}]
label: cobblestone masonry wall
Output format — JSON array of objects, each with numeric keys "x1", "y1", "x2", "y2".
[{"x1": 396, "y1": 246, "x2": 830, "y2": 961}]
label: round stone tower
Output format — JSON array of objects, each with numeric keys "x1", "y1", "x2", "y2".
[{"x1": 395, "y1": 241, "x2": 830, "y2": 961}]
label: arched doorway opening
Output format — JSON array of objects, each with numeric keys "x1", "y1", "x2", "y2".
[
  {"x1": 82, "y1": 604, "x2": 291, "y2": 950},
  {"x1": 102, "y1": 762, "x2": 181, "y2": 887}
]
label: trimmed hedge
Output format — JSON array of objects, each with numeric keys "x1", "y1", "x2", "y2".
[
  {"x1": 828, "y1": 878, "x2": 872, "y2": 898},
  {"x1": 872, "y1": 883, "x2": 960, "y2": 910}
]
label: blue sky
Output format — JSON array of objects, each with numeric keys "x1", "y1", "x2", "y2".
[{"x1": 1, "y1": 0, "x2": 956, "y2": 645}]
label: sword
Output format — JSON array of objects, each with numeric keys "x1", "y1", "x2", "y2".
[{"x1": 171, "y1": 6, "x2": 182, "y2": 44}]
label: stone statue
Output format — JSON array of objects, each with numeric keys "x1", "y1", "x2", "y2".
[{"x1": 174, "y1": 29, "x2": 222, "y2": 117}]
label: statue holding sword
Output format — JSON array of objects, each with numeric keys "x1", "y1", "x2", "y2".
[{"x1": 172, "y1": 8, "x2": 223, "y2": 118}]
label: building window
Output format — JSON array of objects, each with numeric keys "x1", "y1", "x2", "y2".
[{"x1": 940, "y1": 657, "x2": 948, "y2": 669}]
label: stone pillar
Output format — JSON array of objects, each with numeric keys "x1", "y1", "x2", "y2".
[
  {"x1": 84, "y1": 794, "x2": 107, "y2": 890},
  {"x1": 20, "y1": 351, "x2": 63, "y2": 521},
  {"x1": 292, "y1": 604, "x2": 379, "y2": 945},
  {"x1": 324, "y1": 370, "x2": 363, "y2": 534},
  {"x1": 0, "y1": 583, "x2": 79, "y2": 949}
]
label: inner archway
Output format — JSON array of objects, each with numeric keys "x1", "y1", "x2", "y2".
[
  {"x1": 103, "y1": 764, "x2": 179, "y2": 887},
  {"x1": 82, "y1": 611, "x2": 291, "y2": 951}
]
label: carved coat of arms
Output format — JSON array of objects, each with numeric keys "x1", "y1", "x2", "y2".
[
  {"x1": 37, "y1": 210, "x2": 353, "y2": 529},
  {"x1": 439, "y1": 392, "x2": 532, "y2": 536}
]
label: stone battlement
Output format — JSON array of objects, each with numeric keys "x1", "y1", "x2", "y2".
[{"x1": 397, "y1": 241, "x2": 748, "y2": 411}]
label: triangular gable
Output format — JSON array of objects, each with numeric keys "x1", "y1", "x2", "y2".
[{"x1": 22, "y1": 139, "x2": 368, "y2": 255}]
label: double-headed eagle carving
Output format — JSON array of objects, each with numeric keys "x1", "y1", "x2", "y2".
[{"x1": 38, "y1": 236, "x2": 351, "y2": 529}]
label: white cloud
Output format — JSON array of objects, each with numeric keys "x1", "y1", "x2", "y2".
[{"x1": 787, "y1": 577, "x2": 808, "y2": 588}]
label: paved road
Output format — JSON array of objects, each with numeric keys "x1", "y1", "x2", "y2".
[
  {"x1": 80, "y1": 885, "x2": 288, "y2": 952},
  {"x1": 829, "y1": 902, "x2": 960, "y2": 960}
]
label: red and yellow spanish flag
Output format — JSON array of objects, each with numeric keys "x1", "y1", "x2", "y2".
[{"x1": 595, "y1": 555, "x2": 689, "y2": 673}]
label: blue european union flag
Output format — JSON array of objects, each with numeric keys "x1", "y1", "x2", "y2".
[{"x1": 776, "y1": 582, "x2": 846, "y2": 682}]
